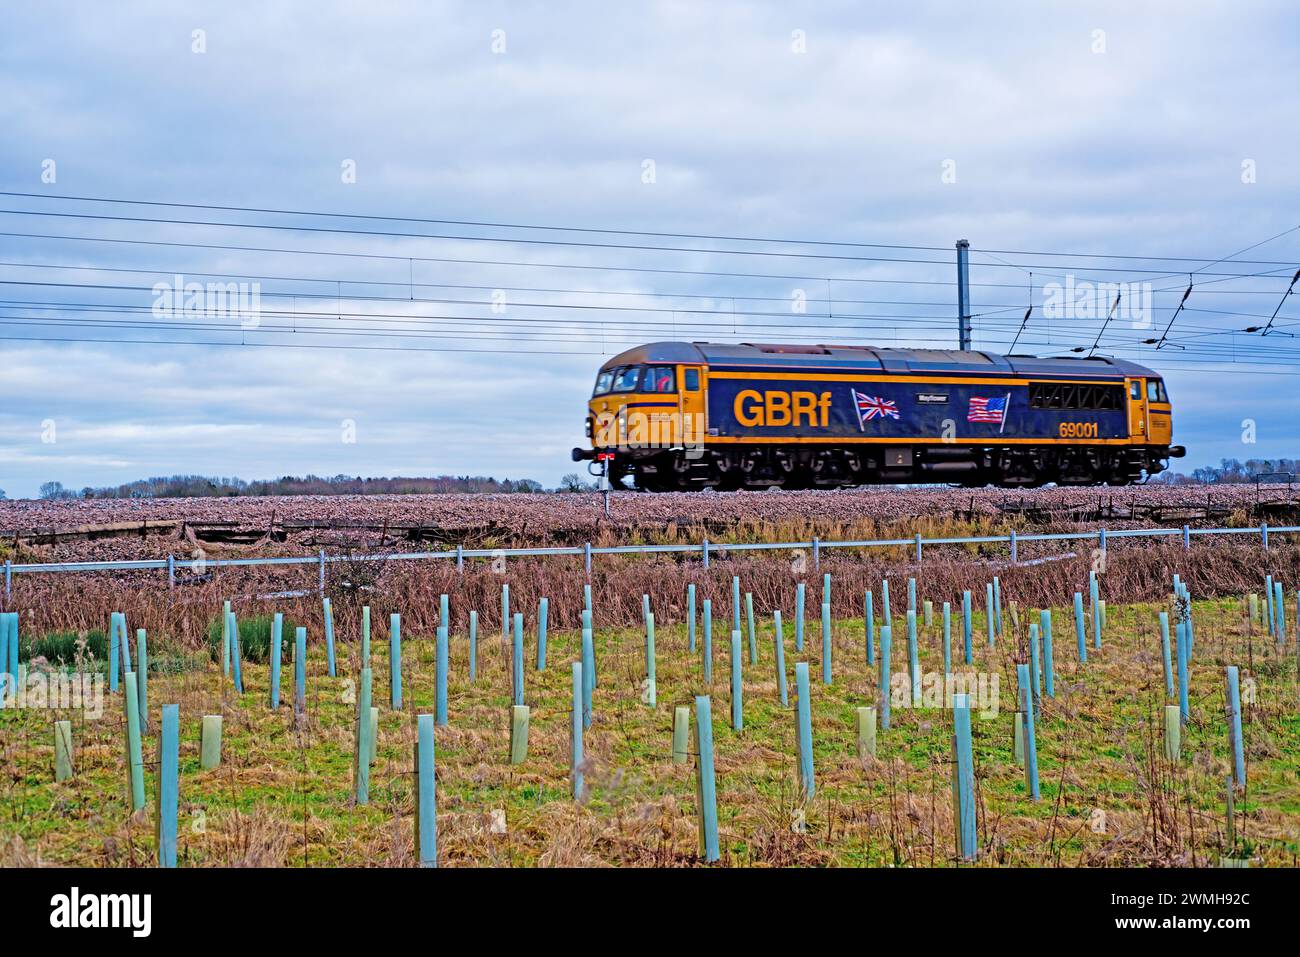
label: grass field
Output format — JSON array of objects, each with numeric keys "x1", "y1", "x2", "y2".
[{"x1": 2, "y1": 594, "x2": 1297, "y2": 867}]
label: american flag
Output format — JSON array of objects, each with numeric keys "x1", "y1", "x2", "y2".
[
  {"x1": 853, "y1": 390, "x2": 899, "y2": 429},
  {"x1": 967, "y1": 394, "x2": 1010, "y2": 425}
]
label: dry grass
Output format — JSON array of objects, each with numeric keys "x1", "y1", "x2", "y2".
[{"x1": 1, "y1": 566, "x2": 1297, "y2": 867}]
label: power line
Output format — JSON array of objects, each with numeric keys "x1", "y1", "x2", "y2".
[
  {"x1": 0, "y1": 207, "x2": 1293, "y2": 278},
  {"x1": 6, "y1": 190, "x2": 1297, "y2": 269}
]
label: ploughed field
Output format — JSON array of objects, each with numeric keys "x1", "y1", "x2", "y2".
[
  {"x1": 1, "y1": 592, "x2": 1297, "y2": 867},
  {"x1": 2, "y1": 484, "x2": 1297, "y2": 566}
]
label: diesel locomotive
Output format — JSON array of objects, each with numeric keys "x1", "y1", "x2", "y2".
[{"x1": 571, "y1": 341, "x2": 1185, "y2": 490}]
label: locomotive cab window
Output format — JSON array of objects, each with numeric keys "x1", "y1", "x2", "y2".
[
  {"x1": 1028, "y1": 381, "x2": 1125, "y2": 411},
  {"x1": 683, "y1": 368, "x2": 700, "y2": 391},
  {"x1": 1130, "y1": 381, "x2": 1141, "y2": 400},
  {"x1": 612, "y1": 366, "x2": 642, "y2": 392},
  {"x1": 593, "y1": 371, "x2": 613, "y2": 396},
  {"x1": 1147, "y1": 379, "x2": 1168, "y2": 402},
  {"x1": 645, "y1": 366, "x2": 676, "y2": 393}
]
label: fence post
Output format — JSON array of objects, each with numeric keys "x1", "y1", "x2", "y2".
[
  {"x1": 456, "y1": 544, "x2": 463, "y2": 573},
  {"x1": 469, "y1": 610, "x2": 478, "y2": 683},
  {"x1": 167, "y1": 553, "x2": 175, "y2": 589},
  {"x1": 318, "y1": 549, "x2": 326, "y2": 596},
  {"x1": 415, "y1": 714, "x2": 437, "y2": 867},
  {"x1": 1261, "y1": 522, "x2": 1269, "y2": 550},
  {"x1": 584, "y1": 541, "x2": 592, "y2": 579},
  {"x1": 693, "y1": 695, "x2": 720, "y2": 862},
  {"x1": 1098, "y1": 528, "x2": 1107, "y2": 557},
  {"x1": 3, "y1": 559, "x2": 9, "y2": 602},
  {"x1": 1009, "y1": 529, "x2": 1017, "y2": 564},
  {"x1": 702, "y1": 538, "x2": 710, "y2": 569},
  {"x1": 1182, "y1": 524, "x2": 1190, "y2": 549},
  {"x1": 812, "y1": 536, "x2": 820, "y2": 571},
  {"x1": 915, "y1": 532, "x2": 923, "y2": 564}
]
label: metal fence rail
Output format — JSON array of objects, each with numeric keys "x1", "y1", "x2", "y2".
[{"x1": 3, "y1": 521, "x2": 1296, "y2": 600}]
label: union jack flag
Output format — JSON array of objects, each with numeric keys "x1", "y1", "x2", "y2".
[
  {"x1": 967, "y1": 394, "x2": 1010, "y2": 425},
  {"x1": 853, "y1": 390, "x2": 899, "y2": 430}
]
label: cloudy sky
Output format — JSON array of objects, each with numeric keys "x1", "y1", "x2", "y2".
[{"x1": 1, "y1": 0, "x2": 1298, "y2": 497}]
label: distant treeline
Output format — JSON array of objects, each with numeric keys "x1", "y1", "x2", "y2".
[
  {"x1": 34, "y1": 473, "x2": 598, "y2": 500},
  {"x1": 1154, "y1": 458, "x2": 1299, "y2": 485}
]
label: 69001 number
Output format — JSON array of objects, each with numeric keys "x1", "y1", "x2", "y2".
[{"x1": 1058, "y1": 421, "x2": 1099, "y2": 439}]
